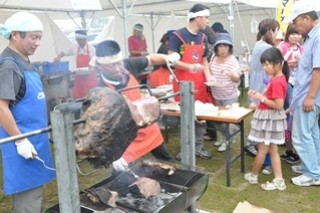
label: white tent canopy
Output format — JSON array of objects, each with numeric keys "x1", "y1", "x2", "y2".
[
  {"x1": 0, "y1": 0, "x2": 280, "y2": 61},
  {"x1": 0, "y1": 11, "x2": 74, "y2": 62},
  {"x1": 0, "y1": 0, "x2": 102, "y2": 12}
]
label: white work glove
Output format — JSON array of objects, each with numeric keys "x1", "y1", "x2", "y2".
[
  {"x1": 15, "y1": 139, "x2": 38, "y2": 159},
  {"x1": 166, "y1": 52, "x2": 181, "y2": 65},
  {"x1": 112, "y1": 157, "x2": 129, "y2": 172}
]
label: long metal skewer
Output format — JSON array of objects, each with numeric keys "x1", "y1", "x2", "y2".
[{"x1": 0, "y1": 118, "x2": 85, "y2": 145}]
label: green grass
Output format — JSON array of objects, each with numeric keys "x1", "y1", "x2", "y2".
[{"x1": 1, "y1": 91, "x2": 320, "y2": 212}]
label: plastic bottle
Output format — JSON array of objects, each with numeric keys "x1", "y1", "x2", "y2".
[{"x1": 241, "y1": 55, "x2": 250, "y2": 88}]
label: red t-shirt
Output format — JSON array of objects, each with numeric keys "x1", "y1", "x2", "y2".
[
  {"x1": 128, "y1": 35, "x2": 147, "y2": 57},
  {"x1": 258, "y1": 75, "x2": 287, "y2": 110}
]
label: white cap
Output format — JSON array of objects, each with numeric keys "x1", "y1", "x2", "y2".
[
  {"x1": 283, "y1": 0, "x2": 317, "y2": 24},
  {"x1": 0, "y1": 11, "x2": 43, "y2": 39}
]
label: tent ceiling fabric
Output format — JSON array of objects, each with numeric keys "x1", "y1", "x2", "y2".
[
  {"x1": 0, "y1": 0, "x2": 277, "y2": 18},
  {"x1": 0, "y1": 0, "x2": 101, "y2": 11},
  {"x1": 187, "y1": 0, "x2": 276, "y2": 8},
  {"x1": 0, "y1": 0, "x2": 278, "y2": 59},
  {"x1": 99, "y1": 0, "x2": 277, "y2": 18}
]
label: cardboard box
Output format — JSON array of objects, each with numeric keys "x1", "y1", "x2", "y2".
[{"x1": 233, "y1": 201, "x2": 272, "y2": 213}]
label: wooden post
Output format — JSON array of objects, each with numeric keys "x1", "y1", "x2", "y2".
[
  {"x1": 180, "y1": 81, "x2": 196, "y2": 169},
  {"x1": 50, "y1": 111, "x2": 80, "y2": 213},
  {"x1": 180, "y1": 81, "x2": 197, "y2": 213}
]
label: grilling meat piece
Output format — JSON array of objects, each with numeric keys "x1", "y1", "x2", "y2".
[
  {"x1": 128, "y1": 177, "x2": 161, "y2": 198},
  {"x1": 85, "y1": 187, "x2": 118, "y2": 207},
  {"x1": 74, "y1": 87, "x2": 138, "y2": 168},
  {"x1": 124, "y1": 96, "x2": 161, "y2": 127},
  {"x1": 141, "y1": 160, "x2": 176, "y2": 176}
]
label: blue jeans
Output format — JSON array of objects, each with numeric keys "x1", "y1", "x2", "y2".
[
  {"x1": 292, "y1": 106, "x2": 320, "y2": 178},
  {"x1": 284, "y1": 83, "x2": 293, "y2": 110},
  {"x1": 263, "y1": 154, "x2": 271, "y2": 166}
]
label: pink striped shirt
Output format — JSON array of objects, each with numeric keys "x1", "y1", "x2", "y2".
[{"x1": 209, "y1": 55, "x2": 241, "y2": 100}]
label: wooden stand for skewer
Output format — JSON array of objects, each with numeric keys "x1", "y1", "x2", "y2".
[
  {"x1": 180, "y1": 81, "x2": 196, "y2": 169},
  {"x1": 50, "y1": 111, "x2": 80, "y2": 213},
  {"x1": 180, "y1": 82, "x2": 197, "y2": 213}
]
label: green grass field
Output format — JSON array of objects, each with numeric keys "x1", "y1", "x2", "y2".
[{"x1": 0, "y1": 92, "x2": 319, "y2": 212}]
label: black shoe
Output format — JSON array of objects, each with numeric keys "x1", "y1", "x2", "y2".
[
  {"x1": 196, "y1": 147, "x2": 212, "y2": 160},
  {"x1": 280, "y1": 150, "x2": 293, "y2": 160},
  {"x1": 286, "y1": 153, "x2": 300, "y2": 164},
  {"x1": 203, "y1": 133, "x2": 217, "y2": 141},
  {"x1": 244, "y1": 145, "x2": 257, "y2": 157}
]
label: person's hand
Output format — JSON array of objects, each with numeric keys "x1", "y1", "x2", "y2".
[
  {"x1": 15, "y1": 139, "x2": 38, "y2": 159},
  {"x1": 288, "y1": 59, "x2": 298, "y2": 69},
  {"x1": 53, "y1": 56, "x2": 60, "y2": 62},
  {"x1": 141, "y1": 51, "x2": 148, "y2": 56},
  {"x1": 208, "y1": 75, "x2": 217, "y2": 82},
  {"x1": 247, "y1": 90, "x2": 264, "y2": 101},
  {"x1": 303, "y1": 96, "x2": 315, "y2": 112},
  {"x1": 248, "y1": 102, "x2": 257, "y2": 110},
  {"x1": 112, "y1": 157, "x2": 128, "y2": 172},
  {"x1": 189, "y1": 63, "x2": 203, "y2": 73}
]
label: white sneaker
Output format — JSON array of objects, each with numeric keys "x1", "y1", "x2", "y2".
[
  {"x1": 213, "y1": 140, "x2": 223, "y2": 147},
  {"x1": 291, "y1": 174, "x2": 320, "y2": 186},
  {"x1": 261, "y1": 179, "x2": 286, "y2": 191},
  {"x1": 217, "y1": 142, "x2": 227, "y2": 152},
  {"x1": 262, "y1": 166, "x2": 273, "y2": 175},
  {"x1": 214, "y1": 135, "x2": 226, "y2": 147},
  {"x1": 229, "y1": 138, "x2": 236, "y2": 144},
  {"x1": 291, "y1": 165, "x2": 303, "y2": 174},
  {"x1": 244, "y1": 172, "x2": 258, "y2": 184}
]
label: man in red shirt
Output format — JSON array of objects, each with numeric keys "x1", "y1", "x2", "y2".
[
  {"x1": 128, "y1": 24, "x2": 148, "y2": 57},
  {"x1": 128, "y1": 24, "x2": 149, "y2": 84}
]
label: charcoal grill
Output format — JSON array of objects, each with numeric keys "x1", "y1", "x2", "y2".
[{"x1": 48, "y1": 161, "x2": 208, "y2": 213}]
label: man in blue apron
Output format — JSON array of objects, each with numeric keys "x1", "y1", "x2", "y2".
[{"x1": 0, "y1": 12, "x2": 55, "y2": 212}]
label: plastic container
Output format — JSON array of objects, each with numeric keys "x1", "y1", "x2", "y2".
[{"x1": 33, "y1": 61, "x2": 69, "y2": 76}]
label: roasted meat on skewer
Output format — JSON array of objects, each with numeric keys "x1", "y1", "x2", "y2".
[
  {"x1": 85, "y1": 188, "x2": 119, "y2": 207},
  {"x1": 128, "y1": 177, "x2": 161, "y2": 198},
  {"x1": 142, "y1": 160, "x2": 176, "y2": 175}
]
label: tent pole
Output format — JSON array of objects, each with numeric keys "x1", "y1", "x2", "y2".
[
  {"x1": 108, "y1": 0, "x2": 137, "y2": 58},
  {"x1": 80, "y1": 10, "x2": 87, "y2": 30},
  {"x1": 228, "y1": 0, "x2": 235, "y2": 43},
  {"x1": 122, "y1": 0, "x2": 129, "y2": 57},
  {"x1": 144, "y1": 13, "x2": 161, "y2": 54},
  {"x1": 150, "y1": 13, "x2": 156, "y2": 53}
]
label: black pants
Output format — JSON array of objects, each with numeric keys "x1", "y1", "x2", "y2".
[
  {"x1": 151, "y1": 143, "x2": 174, "y2": 162},
  {"x1": 206, "y1": 121, "x2": 217, "y2": 140}
]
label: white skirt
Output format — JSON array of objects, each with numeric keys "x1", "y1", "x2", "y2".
[{"x1": 248, "y1": 109, "x2": 287, "y2": 145}]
